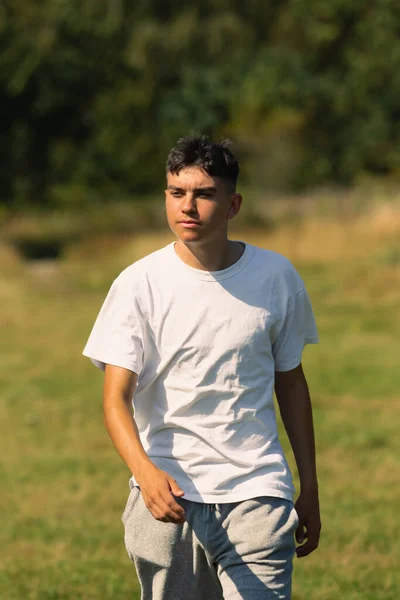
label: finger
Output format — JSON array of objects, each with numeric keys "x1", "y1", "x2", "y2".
[
  {"x1": 163, "y1": 482, "x2": 187, "y2": 518},
  {"x1": 295, "y1": 538, "x2": 319, "y2": 558},
  {"x1": 156, "y1": 494, "x2": 186, "y2": 523},
  {"x1": 143, "y1": 493, "x2": 172, "y2": 522},
  {"x1": 144, "y1": 487, "x2": 186, "y2": 523},
  {"x1": 146, "y1": 499, "x2": 174, "y2": 523},
  {"x1": 151, "y1": 507, "x2": 169, "y2": 523},
  {"x1": 296, "y1": 531, "x2": 320, "y2": 558},
  {"x1": 295, "y1": 521, "x2": 306, "y2": 544},
  {"x1": 144, "y1": 500, "x2": 164, "y2": 521},
  {"x1": 168, "y1": 477, "x2": 185, "y2": 497}
]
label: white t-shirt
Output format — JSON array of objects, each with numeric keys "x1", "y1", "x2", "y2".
[{"x1": 82, "y1": 241, "x2": 318, "y2": 503}]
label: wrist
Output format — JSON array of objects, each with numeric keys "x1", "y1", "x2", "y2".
[
  {"x1": 132, "y1": 456, "x2": 155, "y2": 483},
  {"x1": 300, "y1": 482, "x2": 319, "y2": 495},
  {"x1": 299, "y1": 474, "x2": 319, "y2": 494}
]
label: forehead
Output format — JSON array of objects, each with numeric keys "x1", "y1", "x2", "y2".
[{"x1": 167, "y1": 167, "x2": 220, "y2": 190}]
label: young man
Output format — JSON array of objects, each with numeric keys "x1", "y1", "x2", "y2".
[{"x1": 82, "y1": 135, "x2": 321, "y2": 600}]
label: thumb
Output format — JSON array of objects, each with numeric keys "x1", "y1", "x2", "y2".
[{"x1": 168, "y1": 478, "x2": 185, "y2": 496}]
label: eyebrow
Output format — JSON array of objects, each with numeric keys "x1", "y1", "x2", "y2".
[{"x1": 167, "y1": 185, "x2": 217, "y2": 193}]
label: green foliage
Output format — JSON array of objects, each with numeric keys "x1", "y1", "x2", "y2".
[{"x1": 1, "y1": 0, "x2": 400, "y2": 207}]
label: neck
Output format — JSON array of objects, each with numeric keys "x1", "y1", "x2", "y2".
[{"x1": 174, "y1": 237, "x2": 244, "y2": 271}]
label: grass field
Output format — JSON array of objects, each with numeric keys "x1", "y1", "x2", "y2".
[{"x1": 1, "y1": 204, "x2": 399, "y2": 599}]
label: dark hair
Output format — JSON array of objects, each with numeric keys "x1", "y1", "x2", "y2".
[{"x1": 166, "y1": 134, "x2": 239, "y2": 191}]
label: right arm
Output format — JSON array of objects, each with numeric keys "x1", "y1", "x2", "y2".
[{"x1": 103, "y1": 364, "x2": 186, "y2": 524}]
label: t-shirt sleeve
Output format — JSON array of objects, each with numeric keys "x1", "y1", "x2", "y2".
[
  {"x1": 272, "y1": 284, "x2": 319, "y2": 372},
  {"x1": 82, "y1": 271, "x2": 144, "y2": 375}
]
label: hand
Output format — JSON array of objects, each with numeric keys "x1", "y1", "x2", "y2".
[
  {"x1": 294, "y1": 489, "x2": 321, "y2": 558},
  {"x1": 135, "y1": 461, "x2": 186, "y2": 525}
]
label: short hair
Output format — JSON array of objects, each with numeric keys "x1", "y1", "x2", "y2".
[{"x1": 166, "y1": 134, "x2": 239, "y2": 191}]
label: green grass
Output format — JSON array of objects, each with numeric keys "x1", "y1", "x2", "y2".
[{"x1": 1, "y1": 218, "x2": 399, "y2": 599}]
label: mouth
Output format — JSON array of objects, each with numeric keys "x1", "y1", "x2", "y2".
[{"x1": 179, "y1": 221, "x2": 201, "y2": 228}]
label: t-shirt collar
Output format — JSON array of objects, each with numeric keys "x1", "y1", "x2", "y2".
[{"x1": 167, "y1": 240, "x2": 255, "y2": 281}]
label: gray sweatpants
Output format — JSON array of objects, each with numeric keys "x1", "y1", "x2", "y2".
[{"x1": 122, "y1": 485, "x2": 299, "y2": 600}]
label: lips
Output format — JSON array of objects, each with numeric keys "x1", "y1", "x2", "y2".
[{"x1": 179, "y1": 221, "x2": 201, "y2": 228}]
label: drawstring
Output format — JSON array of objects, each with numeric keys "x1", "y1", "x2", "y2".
[{"x1": 204, "y1": 503, "x2": 222, "y2": 520}]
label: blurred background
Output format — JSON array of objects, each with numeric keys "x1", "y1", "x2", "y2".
[{"x1": 1, "y1": 2, "x2": 399, "y2": 599}]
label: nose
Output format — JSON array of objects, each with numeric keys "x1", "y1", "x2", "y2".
[{"x1": 181, "y1": 193, "x2": 198, "y2": 215}]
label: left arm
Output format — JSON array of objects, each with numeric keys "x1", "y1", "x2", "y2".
[{"x1": 275, "y1": 362, "x2": 321, "y2": 558}]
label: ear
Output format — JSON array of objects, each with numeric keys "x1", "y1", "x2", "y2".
[{"x1": 227, "y1": 193, "x2": 243, "y2": 220}]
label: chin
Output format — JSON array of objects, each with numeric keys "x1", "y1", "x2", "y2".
[
  {"x1": 173, "y1": 227, "x2": 203, "y2": 241},
  {"x1": 177, "y1": 233, "x2": 203, "y2": 244}
]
